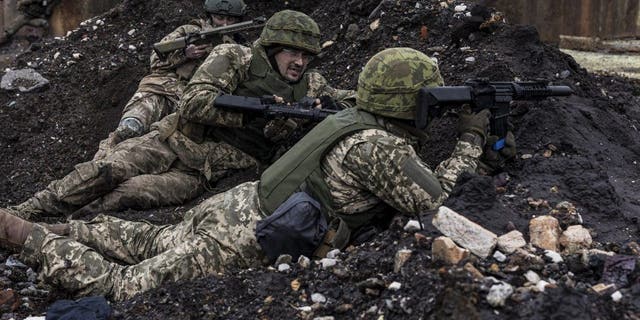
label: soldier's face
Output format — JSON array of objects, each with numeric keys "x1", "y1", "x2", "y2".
[
  {"x1": 274, "y1": 48, "x2": 314, "y2": 82},
  {"x1": 211, "y1": 14, "x2": 240, "y2": 26}
]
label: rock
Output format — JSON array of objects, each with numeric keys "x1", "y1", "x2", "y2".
[
  {"x1": 432, "y1": 206, "x2": 497, "y2": 258},
  {"x1": 311, "y1": 293, "x2": 327, "y2": 304},
  {"x1": 559, "y1": 225, "x2": 592, "y2": 253},
  {"x1": 322, "y1": 40, "x2": 334, "y2": 48},
  {"x1": 465, "y1": 56, "x2": 476, "y2": 64},
  {"x1": 529, "y1": 216, "x2": 561, "y2": 251},
  {"x1": 276, "y1": 254, "x2": 292, "y2": 265},
  {"x1": 404, "y1": 220, "x2": 422, "y2": 232},
  {"x1": 394, "y1": 249, "x2": 412, "y2": 272},
  {"x1": 611, "y1": 291, "x2": 622, "y2": 302},
  {"x1": 128, "y1": 29, "x2": 136, "y2": 36},
  {"x1": 581, "y1": 249, "x2": 615, "y2": 268},
  {"x1": 53, "y1": 52, "x2": 61, "y2": 60},
  {"x1": 464, "y1": 262, "x2": 484, "y2": 279},
  {"x1": 388, "y1": 282, "x2": 402, "y2": 291},
  {"x1": 486, "y1": 282, "x2": 513, "y2": 307},
  {"x1": 319, "y1": 258, "x2": 337, "y2": 269},
  {"x1": 497, "y1": 230, "x2": 527, "y2": 254},
  {"x1": 291, "y1": 279, "x2": 301, "y2": 291},
  {"x1": 313, "y1": 317, "x2": 334, "y2": 320},
  {"x1": 545, "y1": 250, "x2": 564, "y2": 263},
  {"x1": 0, "y1": 69, "x2": 49, "y2": 92},
  {"x1": 72, "y1": 53, "x2": 82, "y2": 59},
  {"x1": 128, "y1": 45, "x2": 137, "y2": 51},
  {"x1": 493, "y1": 251, "x2": 507, "y2": 262},
  {"x1": 524, "y1": 270, "x2": 541, "y2": 284},
  {"x1": 326, "y1": 249, "x2": 341, "y2": 259},
  {"x1": 277, "y1": 264, "x2": 290, "y2": 272},
  {"x1": 357, "y1": 278, "x2": 385, "y2": 291},
  {"x1": 369, "y1": 19, "x2": 380, "y2": 31},
  {"x1": 454, "y1": 5, "x2": 467, "y2": 12},
  {"x1": 535, "y1": 280, "x2": 550, "y2": 292},
  {"x1": 432, "y1": 236, "x2": 469, "y2": 264},
  {"x1": 298, "y1": 255, "x2": 311, "y2": 269},
  {"x1": 560, "y1": 70, "x2": 571, "y2": 79}
]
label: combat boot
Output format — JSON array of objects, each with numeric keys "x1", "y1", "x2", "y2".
[
  {"x1": 40, "y1": 223, "x2": 70, "y2": 236},
  {"x1": 0, "y1": 208, "x2": 34, "y2": 251}
]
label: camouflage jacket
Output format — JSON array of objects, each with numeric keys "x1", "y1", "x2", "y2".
[
  {"x1": 322, "y1": 127, "x2": 482, "y2": 219},
  {"x1": 137, "y1": 18, "x2": 232, "y2": 99},
  {"x1": 160, "y1": 43, "x2": 356, "y2": 178}
]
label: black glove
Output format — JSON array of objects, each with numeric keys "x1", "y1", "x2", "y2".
[
  {"x1": 457, "y1": 108, "x2": 490, "y2": 145},
  {"x1": 318, "y1": 95, "x2": 340, "y2": 110},
  {"x1": 478, "y1": 131, "x2": 517, "y2": 175}
]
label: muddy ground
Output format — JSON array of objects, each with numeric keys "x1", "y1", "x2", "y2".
[{"x1": 0, "y1": 0, "x2": 639, "y2": 319}]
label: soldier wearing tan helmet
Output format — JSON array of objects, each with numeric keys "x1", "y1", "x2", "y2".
[
  {"x1": 0, "y1": 47, "x2": 489, "y2": 300},
  {"x1": 93, "y1": 0, "x2": 249, "y2": 160},
  {"x1": 8, "y1": 11, "x2": 355, "y2": 222}
]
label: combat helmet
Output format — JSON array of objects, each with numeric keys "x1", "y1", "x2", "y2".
[
  {"x1": 356, "y1": 47, "x2": 444, "y2": 120},
  {"x1": 204, "y1": 0, "x2": 247, "y2": 17},
  {"x1": 259, "y1": 10, "x2": 321, "y2": 55}
]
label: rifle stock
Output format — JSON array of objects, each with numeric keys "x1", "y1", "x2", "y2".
[
  {"x1": 417, "y1": 79, "x2": 573, "y2": 150},
  {"x1": 153, "y1": 17, "x2": 266, "y2": 58}
]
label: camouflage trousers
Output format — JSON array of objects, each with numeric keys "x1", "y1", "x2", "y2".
[
  {"x1": 93, "y1": 91, "x2": 178, "y2": 160},
  {"x1": 20, "y1": 181, "x2": 265, "y2": 301},
  {"x1": 18, "y1": 131, "x2": 256, "y2": 218}
]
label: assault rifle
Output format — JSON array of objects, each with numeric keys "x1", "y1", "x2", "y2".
[
  {"x1": 417, "y1": 79, "x2": 573, "y2": 150},
  {"x1": 213, "y1": 95, "x2": 338, "y2": 121},
  {"x1": 153, "y1": 17, "x2": 267, "y2": 58}
]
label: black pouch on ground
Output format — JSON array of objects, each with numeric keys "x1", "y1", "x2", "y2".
[
  {"x1": 46, "y1": 295, "x2": 112, "y2": 320},
  {"x1": 255, "y1": 192, "x2": 328, "y2": 262}
]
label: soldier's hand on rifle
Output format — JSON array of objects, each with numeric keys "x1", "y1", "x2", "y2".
[
  {"x1": 479, "y1": 131, "x2": 517, "y2": 175},
  {"x1": 184, "y1": 44, "x2": 210, "y2": 59},
  {"x1": 457, "y1": 107, "x2": 490, "y2": 146}
]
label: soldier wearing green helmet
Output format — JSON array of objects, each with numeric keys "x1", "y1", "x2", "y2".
[
  {"x1": 0, "y1": 47, "x2": 488, "y2": 301},
  {"x1": 7, "y1": 11, "x2": 354, "y2": 223},
  {"x1": 93, "y1": 0, "x2": 250, "y2": 161}
]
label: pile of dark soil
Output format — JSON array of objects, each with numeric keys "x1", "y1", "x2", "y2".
[{"x1": 0, "y1": 0, "x2": 638, "y2": 319}]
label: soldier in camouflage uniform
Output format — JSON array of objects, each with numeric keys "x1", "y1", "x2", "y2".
[
  {"x1": 0, "y1": 47, "x2": 494, "y2": 301},
  {"x1": 93, "y1": 0, "x2": 248, "y2": 160},
  {"x1": 9, "y1": 10, "x2": 356, "y2": 218}
]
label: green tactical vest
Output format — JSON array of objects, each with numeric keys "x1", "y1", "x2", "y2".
[
  {"x1": 258, "y1": 108, "x2": 385, "y2": 229},
  {"x1": 208, "y1": 45, "x2": 313, "y2": 163}
]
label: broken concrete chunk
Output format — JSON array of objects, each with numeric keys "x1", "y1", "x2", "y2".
[
  {"x1": 1, "y1": 68, "x2": 49, "y2": 92},
  {"x1": 432, "y1": 206, "x2": 497, "y2": 258},
  {"x1": 394, "y1": 249, "x2": 412, "y2": 272},
  {"x1": 529, "y1": 216, "x2": 561, "y2": 251},
  {"x1": 497, "y1": 230, "x2": 527, "y2": 254},
  {"x1": 486, "y1": 282, "x2": 513, "y2": 307},
  {"x1": 559, "y1": 225, "x2": 592, "y2": 253},
  {"x1": 432, "y1": 236, "x2": 469, "y2": 265}
]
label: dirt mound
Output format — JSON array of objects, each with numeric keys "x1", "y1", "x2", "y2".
[{"x1": 0, "y1": 0, "x2": 639, "y2": 319}]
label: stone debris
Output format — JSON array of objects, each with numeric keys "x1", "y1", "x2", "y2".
[
  {"x1": 0, "y1": 69, "x2": 49, "y2": 92},
  {"x1": 319, "y1": 258, "x2": 337, "y2": 269},
  {"x1": 559, "y1": 225, "x2": 592, "y2": 253},
  {"x1": 611, "y1": 290, "x2": 623, "y2": 302},
  {"x1": 529, "y1": 216, "x2": 561, "y2": 251},
  {"x1": 277, "y1": 264, "x2": 290, "y2": 272},
  {"x1": 275, "y1": 254, "x2": 292, "y2": 265},
  {"x1": 590, "y1": 283, "x2": 616, "y2": 295},
  {"x1": 432, "y1": 206, "x2": 497, "y2": 258},
  {"x1": 486, "y1": 281, "x2": 514, "y2": 307},
  {"x1": 432, "y1": 236, "x2": 469, "y2": 264},
  {"x1": 311, "y1": 293, "x2": 327, "y2": 304},
  {"x1": 493, "y1": 250, "x2": 507, "y2": 262},
  {"x1": 497, "y1": 230, "x2": 527, "y2": 254},
  {"x1": 326, "y1": 249, "x2": 341, "y2": 259},
  {"x1": 297, "y1": 255, "x2": 311, "y2": 269},
  {"x1": 403, "y1": 220, "x2": 422, "y2": 232},
  {"x1": 393, "y1": 249, "x2": 412, "y2": 272},
  {"x1": 388, "y1": 282, "x2": 402, "y2": 291},
  {"x1": 524, "y1": 270, "x2": 541, "y2": 284},
  {"x1": 463, "y1": 262, "x2": 484, "y2": 279},
  {"x1": 544, "y1": 250, "x2": 564, "y2": 263}
]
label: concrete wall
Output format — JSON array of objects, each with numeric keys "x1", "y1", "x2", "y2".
[{"x1": 485, "y1": 0, "x2": 640, "y2": 42}]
